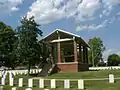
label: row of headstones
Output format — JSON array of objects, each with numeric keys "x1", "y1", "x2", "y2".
[
  {"x1": 0, "y1": 86, "x2": 33, "y2": 90},
  {"x1": 0, "y1": 69, "x2": 42, "y2": 77},
  {"x1": 0, "y1": 86, "x2": 39, "y2": 90},
  {"x1": 10, "y1": 69, "x2": 42, "y2": 76},
  {"x1": 1, "y1": 69, "x2": 41, "y2": 87},
  {"x1": 28, "y1": 79, "x2": 84, "y2": 89},
  {"x1": 1, "y1": 78, "x2": 84, "y2": 89},
  {"x1": 89, "y1": 67, "x2": 120, "y2": 70},
  {"x1": 1, "y1": 74, "x2": 115, "y2": 90}
]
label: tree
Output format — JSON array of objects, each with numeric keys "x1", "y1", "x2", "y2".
[
  {"x1": 0, "y1": 21, "x2": 18, "y2": 69},
  {"x1": 88, "y1": 37, "x2": 105, "y2": 67},
  {"x1": 107, "y1": 54, "x2": 120, "y2": 66},
  {"x1": 17, "y1": 16, "x2": 43, "y2": 74}
]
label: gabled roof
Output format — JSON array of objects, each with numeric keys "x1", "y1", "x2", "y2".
[
  {"x1": 42, "y1": 29, "x2": 80, "y2": 39},
  {"x1": 41, "y1": 29, "x2": 89, "y2": 47},
  {"x1": 56, "y1": 29, "x2": 81, "y2": 38}
]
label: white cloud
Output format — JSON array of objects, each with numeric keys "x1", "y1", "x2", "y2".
[
  {"x1": 117, "y1": 52, "x2": 120, "y2": 56},
  {"x1": 76, "y1": 16, "x2": 117, "y2": 31},
  {"x1": 11, "y1": 7, "x2": 19, "y2": 11},
  {"x1": 99, "y1": 14, "x2": 103, "y2": 18},
  {"x1": 76, "y1": 20, "x2": 108, "y2": 31},
  {"x1": 108, "y1": 17, "x2": 116, "y2": 24},
  {"x1": 27, "y1": 0, "x2": 100, "y2": 24},
  {"x1": 0, "y1": 0, "x2": 24, "y2": 14},
  {"x1": 102, "y1": 9, "x2": 111, "y2": 16},
  {"x1": 103, "y1": 48, "x2": 120, "y2": 60},
  {"x1": 103, "y1": 0, "x2": 120, "y2": 6},
  {"x1": 26, "y1": 0, "x2": 120, "y2": 31},
  {"x1": 102, "y1": 0, "x2": 120, "y2": 16},
  {"x1": 103, "y1": 48, "x2": 115, "y2": 60},
  {"x1": 75, "y1": 0, "x2": 100, "y2": 21},
  {"x1": 116, "y1": 12, "x2": 120, "y2": 15}
]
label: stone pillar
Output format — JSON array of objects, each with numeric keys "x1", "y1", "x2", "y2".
[
  {"x1": 73, "y1": 37, "x2": 77, "y2": 62},
  {"x1": 57, "y1": 33, "x2": 61, "y2": 63},
  {"x1": 83, "y1": 46, "x2": 86, "y2": 63},
  {"x1": 79, "y1": 44, "x2": 82, "y2": 63},
  {"x1": 85, "y1": 47, "x2": 88, "y2": 63}
]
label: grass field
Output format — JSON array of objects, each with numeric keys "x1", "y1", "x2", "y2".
[{"x1": 2, "y1": 70, "x2": 120, "y2": 90}]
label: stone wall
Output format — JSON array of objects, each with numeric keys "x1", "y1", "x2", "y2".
[
  {"x1": 57, "y1": 62, "x2": 78, "y2": 72},
  {"x1": 57, "y1": 62, "x2": 89, "y2": 72}
]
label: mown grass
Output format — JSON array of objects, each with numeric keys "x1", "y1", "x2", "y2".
[
  {"x1": 2, "y1": 70, "x2": 120, "y2": 90},
  {"x1": 46, "y1": 70, "x2": 120, "y2": 79}
]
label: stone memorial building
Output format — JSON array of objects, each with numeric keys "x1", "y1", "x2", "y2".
[{"x1": 41, "y1": 29, "x2": 89, "y2": 72}]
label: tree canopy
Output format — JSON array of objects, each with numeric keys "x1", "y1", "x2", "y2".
[
  {"x1": 88, "y1": 37, "x2": 105, "y2": 67},
  {"x1": 16, "y1": 16, "x2": 43, "y2": 74},
  {"x1": 0, "y1": 17, "x2": 51, "y2": 72},
  {"x1": 107, "y1": 54, "x2": 120, "y2": 66},
  {"x1": 0, "y1": 21, "x2": 18, "y2": 69}
]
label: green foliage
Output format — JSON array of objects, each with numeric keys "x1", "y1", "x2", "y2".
[
  {"x1": 16, "y1": 16, "x2": 43, "y2": 74},
  {"x1": 107, "y1": 54, "x2": 120, "y2": 66},
  {"x1": 0, "y1": 21, "x2": 18, "y2": 69},
  {"x1": 0, "y1": 17, "x2": 50, "y2": 71},
  {"x1": 88, "y1": 37, "x2": 105, "y2": 66}
]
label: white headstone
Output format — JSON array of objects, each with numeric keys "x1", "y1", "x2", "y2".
[
  {"x1": 3, "y1": 75, "x2": 6, "y2": 79},
  {"x1": 11, "y1": 87, "x2": 16, "y2": 90},
  {"x1": 109, "y1": 74, "x2": 114, "y2": 83},
  {"x1": 25, "y1": 88, "x2": 32, "y2": 90},
  {"x1": 1, "y1": 78, "x2": 5, "y2": 85},
  {"x1": 0, "y1": 86, "x2": 3, "y2": 90},
  {"x1": 39, "y1": 79, "x2": 44, "y2": 88},
  {"x1": 18, "y1": 78, "x2": 23, "y2": 87},
  {"x1": 33, "y1": 70, "x2": 35, "y2": 74},
  {"x1": 30, "y1": 70, "x2": 32, "y2": 74},
  {"x1": 13, "y1": 72, "x2": 16, "y2": 76},
  {"x1": 0, "y1": 73, "x2": 2, "y2": 77},
  {"x1": 51, "y1": 79, "x2": 56, "y2": 88},
  {"x1": 78, "y1": 79, "x2": 84, "y2": 89},
  {"x1": 39, "y1": 69, "x2": 42, "y2": 72},
  {"x1": 36, "y1": 69, "x2": 38, "y2": 73},
  {"x1": 9, "y1": 78, "x2": 14, "y2": 86},
  {"x1": 25, "y1": 71, "x2": 27, "y2": 75},
  {"x1": 64, "y1": 80, "x2": 70, "y2": 89},
  {"x1": 28, "y1": 79, "x2": 33, "y2": 87},
  {"x1": 9, "y1": 73, "x2": 12, "y2": 79},
  {"x1": 20, "y1": 71, "x2": 23, "y2": 75}
]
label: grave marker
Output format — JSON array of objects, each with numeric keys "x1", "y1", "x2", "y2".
[
  {"x1": 11, "y1": 87, "x2": 16, "y2": 90},
  {"x1": 109, "y1": 74, "x2": 114, "y2": 83},
  {"x1": 28, "y1": 79, "x2": 33, "y2": 87},
  {"x1": 1, "y1": 78, "x2": 5, "y2": 85},
  {"x1": 51, "y1": 79, "x2": 56, "y2": 88},
  {"x1": 25, "y1": 88, "x2": 32, "y2": 90},
  {"x1": 64, "y1": 80, "x2": 70, "y2": 89},
  {"x1": 78, "y1": 79, "x2": 84, "y2": 89},
  {"x1": 9, "y1": 78, "x2": 14, "y2": 86},
  {"x1": 0, "y1": 86, "x2": 3, "y2": 90},
  {"x1": 39, "y1": 79, "x2": 44, "y2": 88},
  {"x1": 18, "y1": 78, "x2": 23, "y2": 87}
]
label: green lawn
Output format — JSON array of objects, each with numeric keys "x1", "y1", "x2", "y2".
[
  {"x1": 2, "y1": 70, "x2": 120, "y2": 90},
  {"x1": 46, "y1": 70, "x2": 120, "y2": 79}
]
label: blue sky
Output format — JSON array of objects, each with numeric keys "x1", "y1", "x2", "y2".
[{"x1": 0, "y1": 0, "x2": 120, "y2": 60}]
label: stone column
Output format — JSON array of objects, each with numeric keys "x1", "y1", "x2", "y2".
[
  {"x1": 73, "y1": 37, "x2": 77, "y2": 62},
  {"x1": 85, "y1": 47, "x2": 88, "y2": 63},
  {"x1": 58, "y1": 42, "x2": 61, "y2": 63},
  {"x1": 79, "y1": 44, "x2": 82, "y2": 63},
  {"x1": 83, "y1": 46, "x2": 86, "y2": 63},
  {"x1": 57, "y1": 33, "x2": 61, "y2": 63}
]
